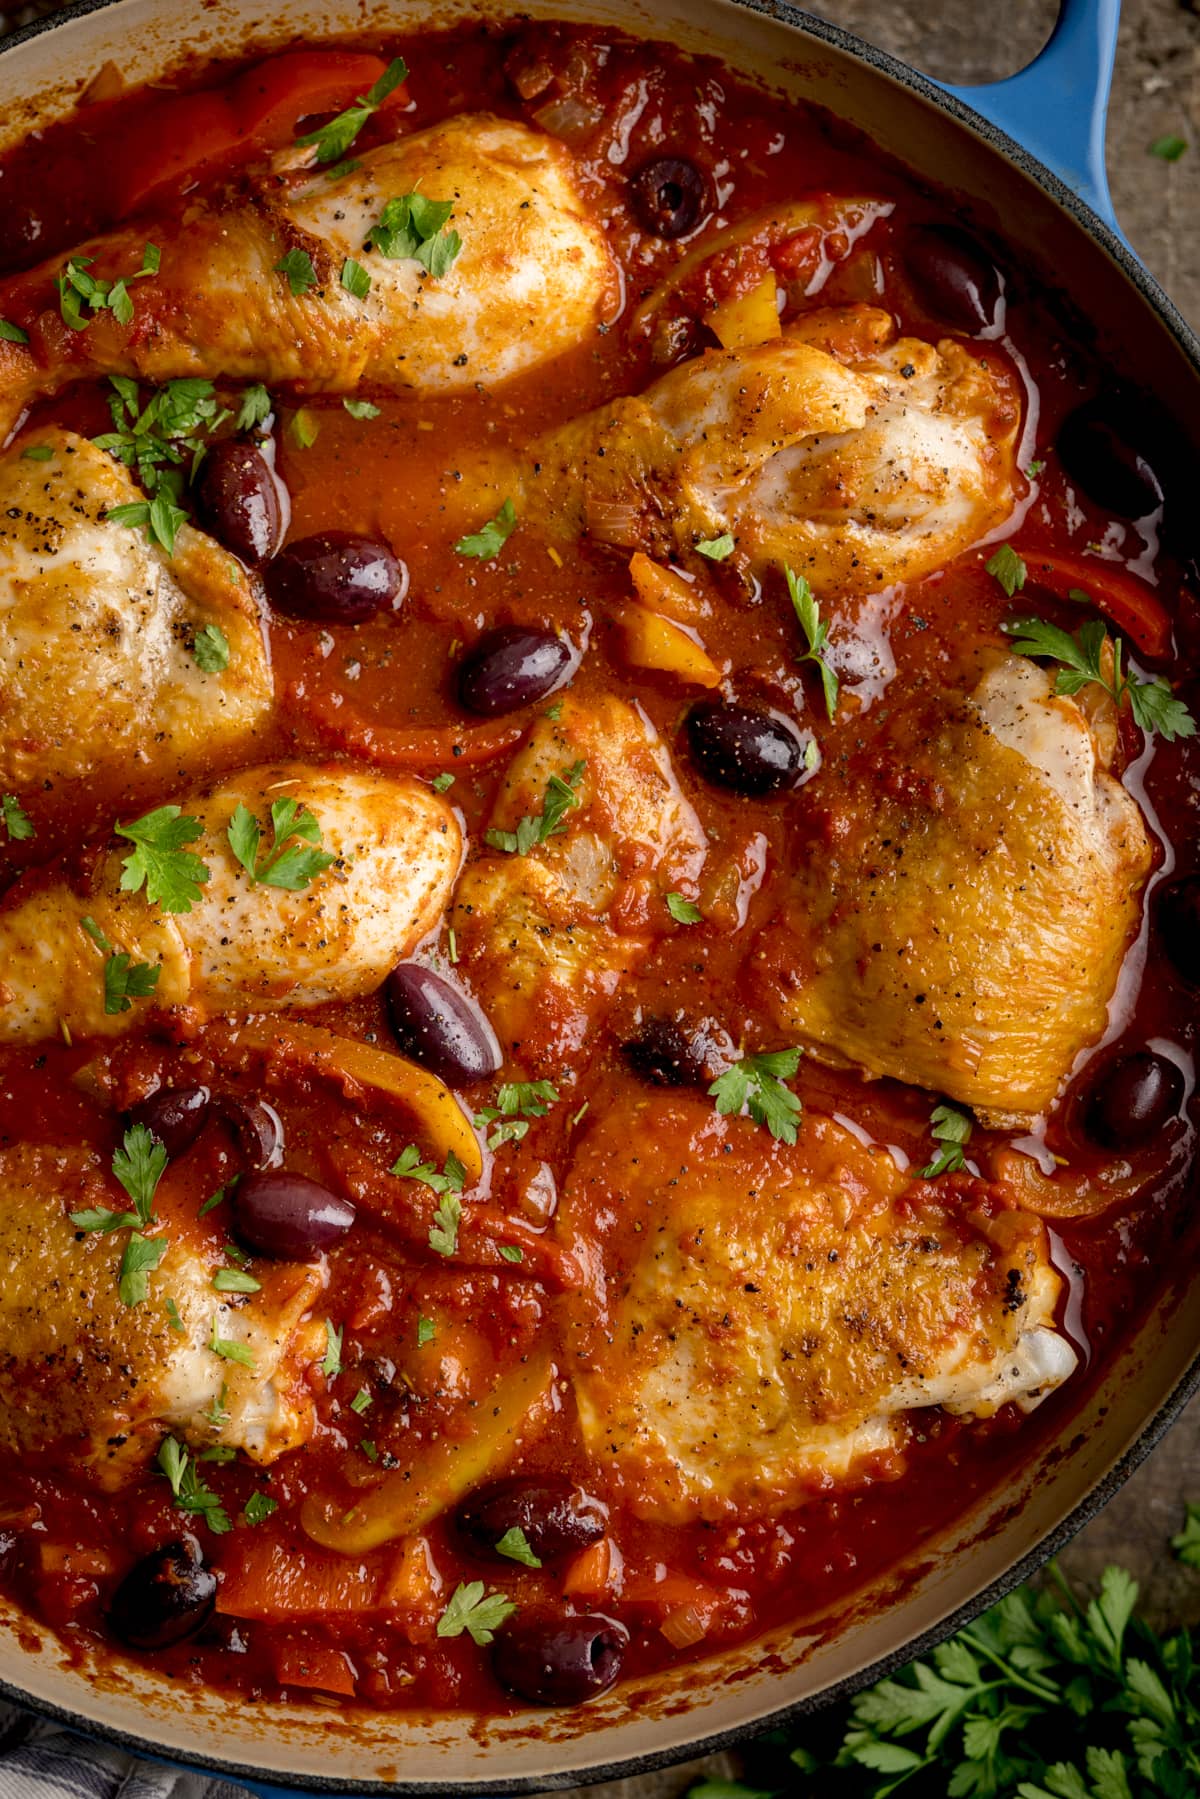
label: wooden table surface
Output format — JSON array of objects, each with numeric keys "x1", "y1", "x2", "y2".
[
  {"x1": 0, "y1": 0, "x2": 1194, "y2": 1789},
  {"x1": 561, "y1": 0, "x2": 1200, "y2": 1792}
]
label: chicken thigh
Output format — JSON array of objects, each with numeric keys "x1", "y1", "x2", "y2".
[
  {"x1": 0, "y1": 1142, "x2": 324, "y2": 1487},
  {"x1": 518, "y1": 305, "x2": 1020, "y2": 591},
  {"x1": 0, "y1": 115, "x2": 615, "y2": 434},
  {"x1": 558, "y1": 1088, "x2": 1075, "y2": 1523},
  {"x1": 0, "y1": 762, "x2": 461, "y2": 1045},
  {"x1": 0, "y1": 429, "x2": 271, "y2": 790},
  {"x1": 451, "y1": 696, "x2": 706, "y2": 1066},
  {"x1": 752, "y1": 653, "x2": 1153, "y2": 1123}
]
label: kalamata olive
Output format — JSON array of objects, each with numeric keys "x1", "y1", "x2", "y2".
[
  {"x1": 457, "y1": 627, "x2": 574, "y2": 718},
  {"x1": 1058, "y1": 395, "x2": 1164, "y2": 519},
  {"x1": 127, "y1": 1085, "x2": 212, "y2": 1158},
  {"x1": 628, "y1": 155, "x2": 709, "y2": 239},
  {"x1": 231, "y1": 1170, "x2": 356, "y2": 1258},
  {"x1": 1157, "y1": 876, "x2": 1200, "y2": 985},
  {"x1": 457, "y1": 1476, "x2": 607, "y2": 1564},
  {"x1": 386, "y1": 963, "x2": 502, "y2": 1086},
  {"x1": 264, "y1": 531, "x2": 404, "y2": 624},
  {"x1": 493, "y1": 1613, "x2": 628, "y2": 1707},
  {"x1": 902, "y1": 224, "x2": 1002, "y2": 335},
  {"x1": 1083, "y1": 1050, "x2": 1185, "y2": 1149},
  {"x1": 686, "y1": 700, "x2": 803, "y2": 795},
  {"x1": 194, "y1": 439, "x2": 286, "y2": 566},
  {"x1": 622, "y1": 1018, "x2": 716, "y2": 1088},
  {"x1": 108, "y1": 1537, "x2": 216, "y2": 1651},
  {"x1": 216, "y1": 1096, "x2": 285, "y2": 1171}
]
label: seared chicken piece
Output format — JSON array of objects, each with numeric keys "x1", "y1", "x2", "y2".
[
  {"x1": 452, "y1": 696, "x2": 706, "y2": 1064},
  {"x1": 0, "y1": 762, "x2": 460, "y2": 1045},
  {"x1": 0, "y1": 430, "x2": 271, "y2": 789},
  {"x1": 518, "y1": 305, "x2": 1020, "y2": 591},
  {"x1": 753, "y1": 654, "x2": 1153, "y2": 1123},
  {"x1": 558, "y1": 1089, "x2": 1076, "y2": 1523},
  {"x1": 0, "y1": 1142, "x2": 324, "y2": 1486},
  {"x1": 0, "y1": 115, "x2": 615, "y2": 433}
]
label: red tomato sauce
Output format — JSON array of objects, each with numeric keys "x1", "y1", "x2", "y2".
[{"x1": 0, "y1": 18, "x2": 1196, "y2": 1716}]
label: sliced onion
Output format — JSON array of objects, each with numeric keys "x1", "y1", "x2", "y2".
[
  {"x1": 532, "y1": 93, "x2": 604, "y2": 139},
  {"x1": 585, "y1": 494, "x2": 643, "y2": 549}
]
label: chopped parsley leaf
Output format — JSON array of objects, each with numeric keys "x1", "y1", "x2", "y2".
[
  {"x1": 785, "y1": 565, "x2": 839, "y2": 720},
  {"x1": 164, "y1": 1296, "x2": 186, "y2": 1334},
  {"x1": 213, "y1": 1267, "x2": 262, "y2": 1295},
  {"x1": 193, "y1": 624, "x2": 230, "y2": 674},
  {"x1": 916, "y1": 1102, "x2": 973, "y2": 1178},
  {"x1": 340, "y1": 258, "x2": 372, "y2": 300},
  {"x1": 57, "y1": 243, "x2": 158, "y2": 333},
  {"x1": 484, "y1": 759, "x2": 584, "y2": 856},
  {"x1": 455, "y1": 497, "x2": 517, "y2": 560},
  {"x1": 289, "y1": 407, "x2": 320, "y2": 449},
  {"x1": 431, "y1": 771, "x2": 455, "y2": 792},
  {"x1": 473, "y1": 1080, "x2": 558, "y2": 1150},
  {"x1": 0, "y1": 318, "x2": 28, "y2": 344},
  {"x1": 243, "y1": 1491, "x2": 278, "y2": 1527},
  {"x1": 105, "y1": 494, "x2": 188, "y2": 557},
  {"x1": 986, "y1": 542, "x2": 1027, "y2": 596},
  {"x1": 417, "y1": 1316, "x2": 435, "y2": 1346},
  {"x1": 436, "y1": 1581, "x2": 517, "y2": 1645},
  {"x1": 20, "y1": 445, "x2": 53, "y2": 461},
  {"x1": 366, "y1": 190, "x2": 462, "y2": 276},
  {"x1": 209, "y1": 1317, "x2": 255, "y2": 1369},
  {"x1": 158, "y1": 1434, "x2": 231, "y2": 1534},
  {"x1": 1150, "y1": 133, "x2": 1188, "y2": 162},
  {"x1": 275, "y1": 247, "x2": 317, "y2": 296},
  {"x1": 495, "y1": 1526, "x2": 541, "y2": 1568},
  {"x1": 115, "y1": 805, "x2": 211, "y2": 913},
  {"x1": 429, "y1": 1191, "x2": 463, "y2": 1257},
  {"x1": 103, "y1": 951, "x2": 161, "y2": 1016},
  {"x1": 709, "y1": 1048, "x2": 804, "y2": 1145},
  {"x1": 498, "y1": 1244, "x2": 524, "y2": 1263},
  {"x1": 666, "y1": 891, "x2": 702, "y2": 925},
  {"x1": 343, "y1": 396, "x2": 380, "y2": 419},
  {"x1": 695, "y1": 533, "x2": 734, "y2": 561},
  {"x1": 322, "y1": 1319, "x2": 343, "y2": 1379},
  {"x1": 1, "y1": 793, "x2": 34, "y2": 841},
  {"x1": 295, "y1": 57, "x2": 408, "y2": 165},
  {"x1": 226, "y1": 796, "x2": 336, "y2": 891},
  {"x1": 112, "y1": 1122, "x2": 168, "y2": 1224},
  {"x1": 236, "y1": 384, "x2": 272, "y2": 431},
  {"x1": 118, "y1": 1231, "x2": 168, "y2": 1307},
  {"x1": 350, "y1": 1386, "x2": 373, "y2": 1415}
]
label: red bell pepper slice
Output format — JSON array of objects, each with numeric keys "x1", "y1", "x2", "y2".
[
  {"x1": 112, "y1": 50, "x2": 407, "y2": 217},
  {"x1": 1021, "y1": 550, "x2": 1174, "y2": 659}
]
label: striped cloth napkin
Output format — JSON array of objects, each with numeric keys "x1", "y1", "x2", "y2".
[{"x1": 0, "y1": 1706, "x2": 251, "y2": 1799}]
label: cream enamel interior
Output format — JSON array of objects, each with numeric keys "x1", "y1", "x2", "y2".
[{"x1": 0, "y1": 0, "x2": 1198, "y2": 1789}]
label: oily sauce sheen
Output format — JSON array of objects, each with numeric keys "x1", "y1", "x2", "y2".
[{"x1": 0, "y1": 19, "x2": 1197, "y2": 1716}]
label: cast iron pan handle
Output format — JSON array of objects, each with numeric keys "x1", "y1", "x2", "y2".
[{"x1": 938, "y1": 0, "x2": 1124, "y2": 237}]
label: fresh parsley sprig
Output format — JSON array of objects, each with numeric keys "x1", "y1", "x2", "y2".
[
  {"x1": 295, "y1": 57, "x2": 408, "y2": 165},
  {"x1": 81, "y1": 915, "x2": 161, "y2": 1016},
  {"x1": 95, "y1": 374, "x2": 244, "y2": 555},
  {"x1": 436, "y1": 1581, "x2": 517, "y2": 1645},
  {"x1": 226, "y1": 797, "x2": 336, "y2": 891},
  {"x1": 709, "y1": 1048, "x2": 804, "y2": 1145},
  {"x1": 785, "y1": 565, "x2": 839, "y2": 720},
  {"x1": 57, "y1": 243, "x2": 158, "y2": 333},
  {"x1": 485, "y1": 760, "x2": 585, "y2": 856},
  {"x1": 1003, "y1": 614, "x2": 1196, "y2": 743},
  {"x1": 456, "y1": 497, "x2": 517, "y2": 560},
  {"x1": 158, "y1": 1434, "x2": 231, "y2": 1535},
  {"x1": 366, "y1": 190, "x2": 462, "y2": 276},
  {"x1": 1, "y1": 793, "x2": 34, "y2": 842},
  {"x1": 473, "y1": 1081, "x2": 559, "y2": 1150},
  {"x1": 116, "y1": 805, "x2": 211, "y2": 913},
  {"x1": 916, "y1": 1103, "x2": 973, "y2": 1179}
]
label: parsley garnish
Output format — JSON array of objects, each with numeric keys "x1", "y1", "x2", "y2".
[
  {"x1": 275, "y1": 247, "x2": 318, "y2": 296},
  {"x1": 243, "y1": 1491, "x2": 278, "y2": 1526},
  {"x1": 103, "y1": 952, "x2": 161, "y2": 1016},
  {"x1": 785, "y1": 565, "x2": 839, "y2": 720},
  {"x1": 20, "y1": 445, "x2": 53, "y2": 461},
  {"x1": 343, "y1": 396, "x2": 380, "y2": 420},
  {"x1": 0, "y1": 318, "x2": 28, "y2": 344},
  {"x1": 164, "y1": 1296, "x2": 186, "y2": 1334},
  {"x1": 431, "y1": 771, "x2": 455, "y2": 793},
  {"x1": 495, "y1": 1526, "x2": 541, "y2": 1568},
  {"x1": 709, "y1": 1048, "x2": 803, "y2": 1145},
  {"x1": 199, "y1": 1182, "x2": 231, "y2": 1217},
  {"x1": 113, "y1": 1122, "x2": 168, "y2": 1222},
  {"x1": 429, "y1": 1190, "x2": 463, "y2": 1257},
  {"x1": 436, "y1": 1582, "x2": 517, "y2": 1645},
  {"x1": 204, "y1": 1385, "x2": 230, "y2": 1431},
  {"x1": 322, "y1": 1319, "x2": 343, "y2": 1379},
  {"x1": 226, "y1": 796, "x2": 336, "y2": 891},
  {"x1": 366, "y1": 191, "x2": 462, "y2": 276},
  {"x1": 1003, "y1": 613, "x2": 1196, "y2": 742},
  {"x1": 350, "y1": 1386, "x2": 373, "y2": 1415},
  {"x1": 296, "y1": 56, "x2": 408, "y2": 165},
  {"x1": 1150, "y1": 133, "x2": 1188, "y2": 162},
  {"x1": 340, "y1": 259, "x2": 372, "y2": 300},
  {"x1": 986, "y1": 542, "x2": 1028, "y2": 596},
  {"x1": 455, "y1": 497, "x2": 517, "y2": 560},
  {"x1": 235, "y1": 384, "x2": 272, "y2": 431},
  {"x1": 1, "y1": 794, "x2": 34, "y2": 841},
  {"x1": 57, "y1": 243, "x2": 158, "y2": 333},
  {"x1": 289, "y1": 408, "x2": 320, "y2": 449},
  {"x1": 1025, "y1": 458, "x2": 1046, "y2": 479},
  {"x1": 473, "y1": 1081, "x2": 558, "y2": 1150},
  {"x1": 157, "y1": 1434, "x2": 231, "y2": 1534},
  {"x1": 391, "y1": 1144, "x2": 468, "y2": 1253},
  {"x1": 695, "y1": 533, "x2": 735, "y2": 560},
  {"x1": 213, "y1": 1267, "x2": 261, "y2": 1294},
  {"x1": 209, "y1": 1315, "x2": 255, "y2": 1369},
  {"x1": 193, "y1": 624, "x2": 230, "y2": 673},
  {"x1": 116, "y1": 805, "x2": 211, "y2": 912},
  {"x1": 497, "y1": 1244, "x2": 524, "y2": 1263},
  {"x1": 916, "y1": 1103, "x2": 973, "y2": 1178},
  {"x1": 95, "y1": 375, "x2": 231, "y2": 555},
  {"x1": 118, "y1": 1232, "x2": 168, "y2": 1307},
  {"x1": 485, "y1": 759, "x2": 585, "y2": 856},
  {"x1": 105, "y1": 495, "x2": 188, "y2": 557},
  {"x1": 667, "y1": 891, "x2": 702, "y2": 924}
]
